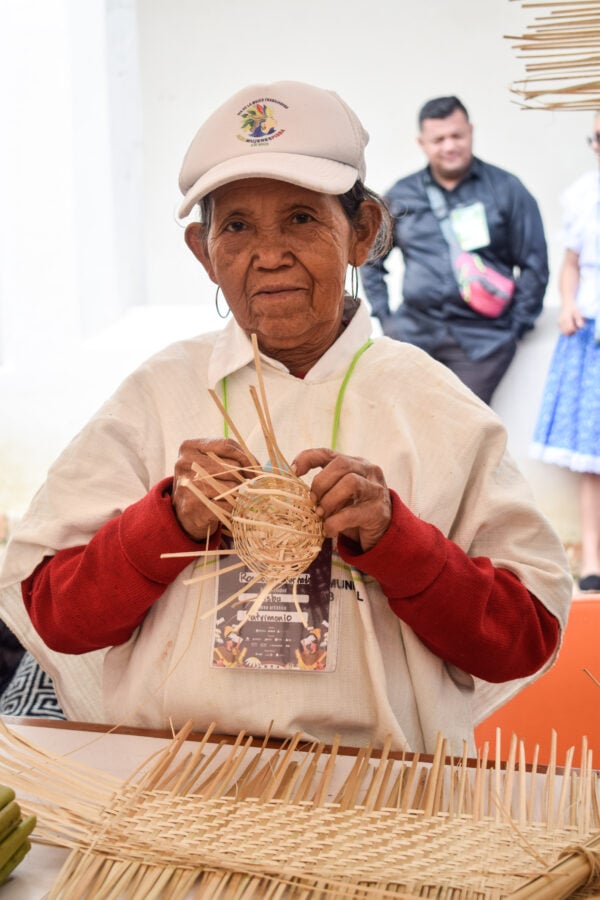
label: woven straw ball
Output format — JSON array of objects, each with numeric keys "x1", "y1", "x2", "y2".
[{"x1": 231, "y1": 472, "x2": 323, "y2": 578}]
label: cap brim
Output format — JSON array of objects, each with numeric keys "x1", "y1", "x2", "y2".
[{"x1": 177, "y1": 152, "x2": 359, "y2": 219}]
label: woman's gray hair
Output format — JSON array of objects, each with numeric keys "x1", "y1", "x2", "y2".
[
  {"x1": 195, "y1": 180, "x2": 393, "y2": 261},
  {"x1": 337, "y1": 181, "x2": 393, "y2": 261}
]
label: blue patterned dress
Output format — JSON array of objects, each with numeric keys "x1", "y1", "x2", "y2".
[{"x1": 531, "y1": 171, "x2": 600, "y2": 474}]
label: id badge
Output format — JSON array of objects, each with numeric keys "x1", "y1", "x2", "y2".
[
  {"x1": 450, "y1": 202, "x2": 490, "y2": 250},
  {"x1": 211, "y1": 539, "x2": 338, "y2": 672}
]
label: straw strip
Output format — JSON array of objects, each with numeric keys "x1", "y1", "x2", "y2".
[
  {"x1": 177, "y1": 477, "x2": 232, "y2": 530},
  {"x1": 249, "y1": 333, "x2": 290, "y2": 473},
  {"x1": 207, "y1": 388, "x2": 259, "y2": 468}
]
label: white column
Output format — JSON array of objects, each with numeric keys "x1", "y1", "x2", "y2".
[
  {"x1": 0, "y1": 0, "x2": 81, "y2": 364},
  {"x1": 0, "y1": 0, "x2": 143, "y2": 515}
]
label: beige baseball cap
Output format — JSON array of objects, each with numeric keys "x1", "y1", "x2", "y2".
[{"x1": 177, "y1": 80, "x2": 369, "y2": 218}]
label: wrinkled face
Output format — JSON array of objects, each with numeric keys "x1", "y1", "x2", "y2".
[
  {"x1": 418, "y1": 109, "x2": 473, "y2": 184},
  {"x1": 190, "y1": 179, "x2": 358, "y2": 360}
]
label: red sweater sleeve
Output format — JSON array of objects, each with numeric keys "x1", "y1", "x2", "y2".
[
  {"x1": 337, "y1": 491, "x2": 560, "y2": 683},
  {"x1": 21, "y1": 478, "x2": 218, "y2": 654}
]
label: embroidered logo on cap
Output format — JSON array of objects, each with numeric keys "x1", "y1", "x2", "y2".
[{"x1": 237, "y1": 97, "x2": 287, "y2": 146}]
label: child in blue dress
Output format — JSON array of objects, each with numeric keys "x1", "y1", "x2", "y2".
[{"x1": 531, "y1": 114, "x2": 600, "y2": 591}]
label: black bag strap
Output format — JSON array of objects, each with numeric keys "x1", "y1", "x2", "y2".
[
  {"x1": 424, "y1": 180, "x2": 464, "y2": 287},
  {"x1": 425, "y1": 181, "x2": 462, "y2": 260}
]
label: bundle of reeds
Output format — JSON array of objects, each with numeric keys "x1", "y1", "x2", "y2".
[
  {"x1": 2, "y1": 719, "x2": 600, "y2": 898},
  {"x1": 507, "y1": 1, "x2": 600, "y2": 110}
]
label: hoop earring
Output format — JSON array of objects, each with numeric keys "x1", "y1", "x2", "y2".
[
  {"x1": 215, "y1": 285, "x2": 230, "y2": 319},
  {"x1": 350, "y1": 265, "x2": 359, "y2": 301}
]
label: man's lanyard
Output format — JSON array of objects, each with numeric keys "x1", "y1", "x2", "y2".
[{"x1": 220, "y1": 338, "x2": 373, "y2": 452}]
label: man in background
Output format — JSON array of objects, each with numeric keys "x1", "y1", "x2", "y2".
[{"x1": 361, "y1": 96, "x2": 548, "y2": 403}]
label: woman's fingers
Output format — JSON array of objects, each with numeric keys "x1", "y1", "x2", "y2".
[
  {"x1": 172, "y1": 440, "x2": 393, "y2": 551},
  {"x1": 292, "y1": 448, "x2": 391, "y2": 552},
  {"x1": 172, "y1": 438, "x2": 254, "y2": 541}
]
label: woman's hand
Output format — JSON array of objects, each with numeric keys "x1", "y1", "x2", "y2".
[
  {"x1": 173, "y1": 438, "x2": 255, "y2": 541},
  {"x1": 292, "y1": 448, "x2": 392, "y2": 553},
  {"x1": 558, "y1": 299, "x2": 584, "y2": 335}
]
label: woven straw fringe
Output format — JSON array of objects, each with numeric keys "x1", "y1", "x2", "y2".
[
  {"x1": 2, "y1": 719, "x2": 600, "y2": 898},
  {"x1": 506, "y1": 1, "x2": 600, "y2": 110}
]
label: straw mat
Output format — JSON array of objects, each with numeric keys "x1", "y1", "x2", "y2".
[{"x1": 2, "y1": 720, "x2": 600, "y2": 898}]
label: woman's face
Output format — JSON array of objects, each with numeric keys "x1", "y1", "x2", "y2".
[{"x1": 186, "y1": 179, "x2": 374, "y2": 368}]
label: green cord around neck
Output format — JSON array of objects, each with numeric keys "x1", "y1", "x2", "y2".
[
  {"x1": 220, "y1": 338, "x2": 373, "y2": 451},
  {"x1": 330, "y1": 338, "x2": 373, "y2": 450}
]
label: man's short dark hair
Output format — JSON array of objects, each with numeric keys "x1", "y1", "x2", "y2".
[{"x1": 418, "y1": 96, "x2": 469, "y2": 127}]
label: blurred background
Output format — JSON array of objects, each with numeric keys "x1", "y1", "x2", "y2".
[{"x1": 0, "y1": 0, "x2": 593, "y2": 556}]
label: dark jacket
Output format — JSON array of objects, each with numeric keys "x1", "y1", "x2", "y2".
[{"x1": 361, "y1": 157, "x2": 549, "y2": 361}]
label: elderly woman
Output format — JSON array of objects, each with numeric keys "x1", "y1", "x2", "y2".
[{"x1": 0, "y1": 81, "x2": 571, "y2": 754}]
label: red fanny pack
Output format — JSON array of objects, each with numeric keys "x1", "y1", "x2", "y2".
[{"x1": 455, "y1": 251, "x2": 515, "y2": 318}]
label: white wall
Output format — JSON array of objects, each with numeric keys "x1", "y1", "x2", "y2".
[{"x1": 0, "y1": 0, "x2": 593, "y2": 544}]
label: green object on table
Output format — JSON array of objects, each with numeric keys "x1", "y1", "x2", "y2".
[{"x1": 0, "y1": 784, "x2": 35, "y2": 886}]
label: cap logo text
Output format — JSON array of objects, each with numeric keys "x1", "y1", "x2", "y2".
[{"x1": 237, "y1": 97, "x2": 287, "y2": 146}]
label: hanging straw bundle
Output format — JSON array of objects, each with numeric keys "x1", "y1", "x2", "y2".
[
  {"x1": 3, "y1": 719, "x2": 600, "y2": 898},
  {"x1": 506, "y1": 1, "x2": 600, "y2": 110}
]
